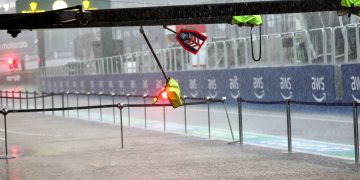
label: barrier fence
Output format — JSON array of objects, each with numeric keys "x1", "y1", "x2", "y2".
[
  {"x1": 0, "y1": 90, "x2": 359, "y2": 165},
  {"x1": 0, "y1": 90, "x2": 234, "y2": 160}
]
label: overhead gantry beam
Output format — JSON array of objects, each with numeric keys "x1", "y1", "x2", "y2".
[{"x1": 0, "y1": 0, "x2": 353, "y2": 30}]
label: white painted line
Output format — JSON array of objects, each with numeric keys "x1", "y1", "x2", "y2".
[
  {"x1": 0, "y1": 130, "x2": 62, "y2": 137},
  {"x1": 187, "y1": 108, "x2": 352, "y2": 124}
]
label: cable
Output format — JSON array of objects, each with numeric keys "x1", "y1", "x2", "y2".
[{"x1": 250, "y1": 25, "x2": 262, "y2": 61}]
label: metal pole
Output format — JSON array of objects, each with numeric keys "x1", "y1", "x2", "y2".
[
  {"x1": 119, "y1": 105, "x2": 124, "y2": 149},
  {"x1": 286, "y1": 99, "x2": 292, "y2": 153},
  {"x1": 163, "y1": 102, "x2": 166, "y2": 132},
  {"x1": 5, "y1": 90, "x2": 8, "y2": 108},
  {"x1": 61, "y1": 93, "x2": 65, "y2": 117},
  {"x1": 99, "y1": 93, "x2": 103, "y2": 122},
  {"x1": 34, "y1": 91, "x2": 37, "y2": 110},
  {"x1": 127, "y1": 94, "x2": 130, "y2": 126},
  {"x1": 0, "y1": 90, "x2": 2, "y2": 106},
  {"x1": 222, "y1": 97, "x2": 235, "y2": 142},
  {"x1": 66, "y1": 92, "x2": 69, "y2": 117},
  {"x1": 87, "y1": 92, "x2": 90, "y2": 121},
  {"x1": 207, "y1": 97, "x2": 211, "y2": 138},
  {"x1": 238, "y1": 98, "x2": 243, "y2": 145},
  {"x1": 51, "y1": 92, "x2": 55, "y2": 116},
  {"x1": 0, "y1": 110, "x2": 15, "y2": 159},
  {"x1": 2, "y1": 113, "x2": 8, "y2": 157},
  {"x1": 76, "y1": 92, "x2": 79, "y2": 118},
  {"x1": 183, "y1": 96, "x2": 187, "y2": 135},
  {"x1": 112, "y1": 94, "x2": 115, "y2": 124},
  {"x1": 11, "y1": 91, "x2": 14, "y2": 109},
  {"x1": 25, "y1": 91, "x2": 28, "y2": 109},
  {"x1": 42, "y1": 92, "x2": 45, "y2": 114},
  {"x1": 143, "y1": 95, "x2": 147, "y2": 128},
  {"x1": 19, "y1": 91, "x2": 22, "y2": 109},
  {"x1": 353, "y1": 101, "x2": 359, "y2": 164}
]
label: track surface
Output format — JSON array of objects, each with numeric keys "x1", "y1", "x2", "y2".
[{"x1": 0, "y1": 113, "x2": 360, "y2": 179}]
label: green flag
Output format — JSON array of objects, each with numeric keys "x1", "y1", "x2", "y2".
[
  {"x1": 341, "y1": 0, "x2": 360, "y2": 7},
  {"x1": 232, "y1": 15, "x2": 263, "y2": 26}
]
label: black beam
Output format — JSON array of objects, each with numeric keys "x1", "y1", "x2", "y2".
[{"x1": 0, "y1": 0, "x2": 353, "y2": 30}]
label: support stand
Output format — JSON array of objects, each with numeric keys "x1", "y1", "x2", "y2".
[
  {"x1": 127, "y1": 94, "x2": 130, "y2": 126},
  {"x1": 286, "y1": 99, "x2": 292, "y2": 153},
  {"x1": 99, "y1": 93, "x2": 103, "y2": 122},
  {"x1": 353, "y1": 101, "x2": 359, "y2": 164},
  {"x1": 76, "y1": 92, "x2": 79, "y2": 118},
  {"x1": 222, "y1": 97, "x2": 235, "y2": 143},
  {"x1": 183, "y1": 96, "x2": 188, "y2": 135},
  {"x1": 34, "y1": 91, "x2": 37, "y2": 110},
  {"x1": 112, "y1": 93, "x2": 116, "y2": 124},
  {"x1": 143, "y1": 95, "x2": 147, "y2": 128},
  {"x1": 0, "y1": 109, "x2": 15, "y2": 159},
  {"x1": 230, "y1": 97, "x2": 243, "y2": 145},
  {"x1": 206, "y1": 97, "x2": 211, "y2": 139},
  {"x1": 87, "y1": 92, "x2": 90, "y2": 120},
  {"x1": 117, "y1": 104, "x2": 124, "y2": 149},
  {"x1": 66, "y1": 92, "x2": 69, "y2": 117}
]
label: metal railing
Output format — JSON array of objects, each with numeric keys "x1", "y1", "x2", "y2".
[
  {"x1": 41, "y1": 23, "x2": 360, "y2": 77},
  {"x1": 0, "y1": 90, "x2": 234, "y2": 159},
  {"x1": 0, "y1": 90, "x2": 359, "y2": 165}
]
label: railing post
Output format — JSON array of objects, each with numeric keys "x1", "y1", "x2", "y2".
[
  {"x1": 5, "y1": 90, "x2": 8, "y2": 108},
  {"x1": 51, "y1": 92, "x2": 55, "y2": 116},
  {"x1": 66, "y1": 91, "x2": 69, "y2": 117},
  {"x1": 206, "y1": 96, "x2": 211, "y2": 139},
  {"x1": 222, "y1": 97, "x2": 235, "y2": 142},
  {"x1": 0, "y1": 90, "x2": 2, "y2": 107},
  {"x1": 25, "y1": 91, "x2": 28, "y2": 109},
  {"x1": 76, "y1": 92, "x2": 79, "y2": 118},
  {"x1": 99, "y1": 92, "x2": 103, "y2": 122},
  {"x1": 87, "y1": 92, "x2": 90, "y2": 121},
  {"x1": 11, "y1": 91, "x2": 14, "y2": 109},
  {"x1": 42, "y1": 92, "x2": 45, "y2": 114},
  {"x1": 112, "y1": 93, "x2": 116, "y2": 124},
  {"x1": 237, "y1": 97, "x2": 243, "y2": 145},
  {"x1": 183, "y1": 96, "x2": 187, "y2": 135},
  {"x1": 143, "y1": 94, "x2": 147, "y2": 128},
  {"x1": 118, "y1": 104, "x2": 124, "y2": 149},
  {"x1": 163, "y1": 99, "x2": 166, "y2": 132},
  {"x1": 286, "y1": 99, "x2": 292, "y2": 153},
  {"x1": 0, "y1": 109, "x2": 15, "y2": 159},
  {"x1": 61, "y1": 92, "x2": 65, "y2": 117},
  {"x1": 19, "y1": 91, "x2": 22, "y2": 109},
  {"x1": 353, "y1": 101, "x2": 359, "y2": 165},
  {"x1": 127, "y1": 94, "x2": 131, "y2": 126},
  {"x1": 34, "y1": 91, "x2": 37, "y2": 110}
]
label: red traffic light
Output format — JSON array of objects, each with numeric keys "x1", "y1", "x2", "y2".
[
  {"x1": 8, "y1": 58, "x2": 14, "y2": 65},
  {"x1": 8, "y1": 58, "x2": 18, "y2": 70}
]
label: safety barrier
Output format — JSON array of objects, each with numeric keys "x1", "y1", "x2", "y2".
[
  {"x1": 1, "y1": 90, "x2": 359, "y2": 164},
  {"x1": 237, "y1": 97, "x2": 359, "y2": 164},
  {"x1": 0, "y1": 90, "x2": 234, "y2": 159},
  {"x1": 41, "y1": 23, "x2": 360, "y2": 77}
]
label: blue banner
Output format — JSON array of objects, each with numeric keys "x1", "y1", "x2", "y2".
[
  {"x1": 41, "y1": 65, "x2": 337, "y2": 103},
  {"x1": 341, "y1": 64, "x2": 360, "y2": 102}
]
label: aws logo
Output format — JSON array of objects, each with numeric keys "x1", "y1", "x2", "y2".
[
  {"x1": 253, "y1": 77, "x2": 264, "y2": 99},
  {"x1": 311, "y1": 77, "x2": 326, "y2": 102},
  {"x1": 208, "y1": 79, "x2": 217, "y2": 98},
  {"x1": 280, "y1": 77, "x2": 293, "y2": 100},
  {"x1": 189, "y1": 79, "x2": 198, "y2": 97},
  {"x1": 229, "y1": 76, "x2": 240, "y2": 99},
  {"x1": 351, "y1": 76, "x2": 360, "y2": 102}
]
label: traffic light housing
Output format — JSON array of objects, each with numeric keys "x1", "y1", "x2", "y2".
[{"x1": 153, "y1": 77, "x2": 183, "y2": 108}]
